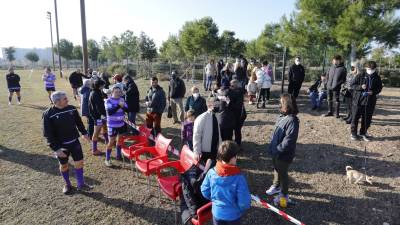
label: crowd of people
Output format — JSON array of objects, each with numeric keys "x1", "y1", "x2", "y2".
[{"x1": 4, "y1": 54, "x2": 383, "y2": 224}]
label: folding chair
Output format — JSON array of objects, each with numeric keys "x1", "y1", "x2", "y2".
[{"x1": 191, "y1": 202, "x2": 212, "y2": 225}]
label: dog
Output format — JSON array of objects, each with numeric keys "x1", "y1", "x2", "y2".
[{"x1": 345, "y1": 166, "x2": 373, "y2": 185}]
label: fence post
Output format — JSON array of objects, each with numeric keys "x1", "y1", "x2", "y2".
[{"x1": 281, "y1": 47, "x2": 287, "y2": 94}]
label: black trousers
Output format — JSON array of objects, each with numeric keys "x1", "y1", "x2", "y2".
[
  {"x1": 351, "y1": 103, "x2": 375, "y2": 135},
  {"x1": 257, "y1": 88, "x2": 270, "y2": 104},
  {"x1": 288, "y1": 82, "x2": 302, "y2": 98},
  {"x1": 327, "y1": 90, "x2": 341, "y2": 115},
  {"x1": 343, "y1": 93, "x2": 353, "y2": 119},
  {"x1": 220, "y1": 127, "x2": 233, "y2": 142}
]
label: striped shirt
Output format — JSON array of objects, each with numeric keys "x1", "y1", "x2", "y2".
[
  {"x1": 42, "y1": 73, "x2": 56, "y2": 88},
  {"x1": 105, "y1": 97, "x2": 127, "y2": 128}
]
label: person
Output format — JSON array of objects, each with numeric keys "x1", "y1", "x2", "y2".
[
  {"x1": 247, "y1": 58, "x2": 256, "y2": 80},
  {"x1": 6, "y1": 66, "x2": 21, "y2": 105},
  {"x1": 234, "y1": 58, "x2": 247, "y2": 91},
  {"x1": 79, "y1": 79, "x2": 94, "y2": 139},
  {"x1": 145, "y1": 77, "x2": 167, "y2": 135},
  {"x1": 324, "y1": 55, "x2": 347, "y2": 118},
  {"x1": 193, "y1": 97, "x2": 221, "y2": 163},
  {"x1": 246, "y1": 72, "x2": 258, "y2": 105},
  {"x1": 350, "y1": 61, "x2": 382, "y2": 142},
  {"x1": 68, "y1": 69, "x2": 84, "y2": 100},
  {"x1": 228, "y1": 80, "x2": 246, "y2": 146},
  {"x1": 342, "y1": 65, "x2": 359, "y2": 124},
  {"x1": 104, "y1": 86, "x2": 128, "y2": 167},
  {"x1": 168, "y1": 71, "x2": 186, "y2": 124},
  {"x1": 43, "y1": 91, "x2": 92, "y2": 194},
  {"x1": 256, "y1": 62, "x2": 273, "y2": 109},
  {"x1": 88, "y1": 79, "x2": 108, "y2": 156},
  {"x1": 201, "y1": 141, "x2": 251, "y2": 225},
  {"x1": 205, "y1": 59, "x2": 217, "y2": 91},
  {"x1": 221, "y1": 63, "x2": 234, "y2": 86},
  {"x1": 122, "y1": 75, "x2": 140, "y2": 134},
  {"x1": 288, "y1": 57, "x2": 305, "y2": 98},
  {"x1": 216, "y1": 59, "x2": 225, "y2": 87},
  {"x1": 266, "y1": 94, "x2": 299, "y2": 206},
  {"x1": 42, "y1": 66, "x2": 56, "y2": 103},
  {"x1": 112, "y1": 74, "x2": 125, "y2": 97},
  {"x1": 180, "y1": 159, "x2": 212, "y2": 225},
  {"x1": 181, "y1": 110, "x2": 195, "y2": 150},
  {"x1": 307, "y1": 75, "x2": 327, "y2": 110},
  {"x1": 101, "y1": 71, "x2": 111, "y2": 89},
  {"x1": 185, "y1": 86, "x2": 207, "y2": 118}
]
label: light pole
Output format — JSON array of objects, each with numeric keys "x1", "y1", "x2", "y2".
[
  {"x1": 80, "y1": 0, "x2": 89, "y2": 74},
  {"x1": 54, "y1": 0, "x2": 62, "y2": 77},
  {"x1": 46, "y1": 12, "x2": 55, "y2": 71}
]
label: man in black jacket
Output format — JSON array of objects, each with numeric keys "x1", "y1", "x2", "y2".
[
  {"x1": 168, "y1": 71, "x2": 186, "y2": 124},
  {"x1": 43, "y1": 91, "x2": 91, "y2": 194},
  {"x1": 288, "y1": 57, "x2": 305, "y2": 98},
  {"x1": 324, "y1": 55, "x2": 347, "y2": 118},
  {"x1": 123, "y1": 75, "x2": 140, "y2": 133},
  {"x1": 6, "y1": 66, "x2": 21, "y2": 105},
  {"x1": 89, "y1": 79, "x2": 107, "y2": 155},
  {"x1": 350, "y1": 61, "x2": 382, "y2": 141},
  {"x1": 69, "y1": 69, "x2": 85, "y2": 100}
]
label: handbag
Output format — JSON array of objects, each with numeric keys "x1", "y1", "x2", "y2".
[{"x1": 167, "y1": 105, "x2": 173, "y2": 118}]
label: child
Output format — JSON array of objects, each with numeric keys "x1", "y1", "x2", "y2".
[
  {"x1": 181, "y1": 110, "x2": 195, "y2": 150},
  {"x1": 246, "y1": 72, "x2": 258, "y2": 105},
  {"x1": 307, "y1": 74, "x2": 327, "y2": 110},
  {"x1": 266, "y1": 94, "x2": 299, "y2": 206},
  {"x1": 201, "y1": 141, "x2": 251, "y2": 225}
]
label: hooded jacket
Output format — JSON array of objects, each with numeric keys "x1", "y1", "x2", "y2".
[
  {"x1": 125, "y1": 80, "x2": 140, "y2": 113},
  {"x1": 89, "y1": 89, "x2": 106, "y2": 120},
  {"x1": 168, "y1": 77, "x2": 186, "y2": 99},
  {"x1": 326, "y1": 63, "x2": 347, "y2": 91},
  {"x1": 201, "y1": 162, "x2": 251, "y2": 221},
  {"x1": 269, "y1": 114, "x2": 299, "y2": 163},
  {"x1": 351, "y1": 72, "x2": 382, "y2": 107},
  {"x1": 288, "y1": 64, "x2": 305, "y2": 84},
  {"x1": 145, "y1": 85, "x2": 166, "y2": 114}
]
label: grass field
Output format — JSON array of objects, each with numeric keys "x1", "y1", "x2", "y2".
[{"x1": 0, "y1": 69, "x2": 399, "y2": 225}]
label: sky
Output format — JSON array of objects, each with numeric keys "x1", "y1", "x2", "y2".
[{"x1": 0, "y1": 0, "x2": 296, "y2": 52}]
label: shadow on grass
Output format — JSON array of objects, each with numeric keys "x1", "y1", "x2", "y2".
[{"x1": 0, "y1": 144, "x2": 100, "y2": 185}]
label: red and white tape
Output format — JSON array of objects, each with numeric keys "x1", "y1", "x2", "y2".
[{"x1": 124, "y1": 119, "x2": 304, "y2": 225}]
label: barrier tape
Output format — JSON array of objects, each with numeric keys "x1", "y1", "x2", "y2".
[{"x1": 124, "y1": 119, "x2": 305, "y2": 225}]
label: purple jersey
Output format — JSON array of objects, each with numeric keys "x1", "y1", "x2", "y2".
[
  {"x1": 42, "y1": 73, "x2": 56, "y2": 88},
  {"x1": 105, "y1": 97, "x2": 127, "y2": 128}
]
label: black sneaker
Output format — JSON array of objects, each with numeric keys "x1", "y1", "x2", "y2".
[
  {"x1": 63, "y1": 185, "x2": 73, "y2": 195},
  {"x1": 77, "y1": 184, "x2": 94, "y2": 192},
  {"x1": 323, "y1": 112, "x2": 333, "y2": 117},
  {"x1": 345, "y1": 120, "x2": 351, "y2": 124},
  {"x1": 351, "y1": 134, "x2": 360, "y2": 141},
  {"x1": 311, "y1": 106, "x2": 317, "y2": 110}
]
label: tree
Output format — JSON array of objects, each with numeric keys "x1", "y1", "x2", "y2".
[
  {"x1": 245, "y1": 39, "x2": 262, "y2": 59},
  {"x1": 159, "y1": 34, "x2": 185, "y2": 62},
  {"x1": 219, "y1": 30, "x2": 246, "y2": 58},
  {"x1": 88, "y1": 39, "x2": 100, "y2": 67},
  {"x1": 138, "y1": 32, "x2": 157, "y2": 61},
  {"x1": 25, "y1": 52, "x2": 39, "y2": 67},
  {"x1": 179, "y1": 17, "x2": 219, "y2": 58},
  {"x1": 54, "y1": 39, "x2": 74, "y2": 68},
  {"x1": 72, "y1": 45, "x2": 82, "y2": 60},
  {"x1": 4, "y1": 47, "x2": 16, "y2": 62},
  {"x1": 118, "y1": 30, "x2": 138, "y2": 61}
]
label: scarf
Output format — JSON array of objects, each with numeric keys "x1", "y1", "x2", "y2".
[{"x1": 215, "y1": 161, "x2": 241, "y2": 176}]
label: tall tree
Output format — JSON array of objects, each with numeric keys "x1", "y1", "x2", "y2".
[
  {"x1": 179, "y1": 17, "x2": 219, "y2": 58},
  {"x1": 219, "y1": 30, "x2": 246, "y2": 58},
  {"x1": 138, "y1": 32, "x2": 157, "y2": 61},
  {"x1": 72, "y1": 45, "x2": 83, "y2": 60},
  {"x1": 25, "y1": 52, "x2": 39, "y2": 67},
  {"x1": 54, "y1": 39, "x2": 74, "y2": 68},
  {"x1": 88, "y1": 39, "x2": 100, "y2": 66},
  {"x1": 4, "y1": 47, "x2": 16, "y2": 62},
  {"x1": 159, "y1": 34, "x2": 185, "y2": 62}
]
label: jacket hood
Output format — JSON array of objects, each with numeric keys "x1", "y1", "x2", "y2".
[{"x1": 215, "y1": 161, "x2": 241, "y2": 176}]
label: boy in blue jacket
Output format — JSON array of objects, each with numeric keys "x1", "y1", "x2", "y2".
[{"x1": 201, "y1": 141, "x2": 251, "y2": 225}]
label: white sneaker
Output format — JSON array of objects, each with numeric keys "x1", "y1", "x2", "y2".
[
  {"x1": 8, "y1": 102, "x2": 11, "y2": 105},
  {"x1": 266, "y1": 185, "x2": 281, "y2": 195},
  {"x1": 360, "y1": 135, "x2": 371, "y2": 142},
  {"x1": 105, "y1": 160, "x2": 112, "y2": 167},
  {"x1": 17, "y1": 101, "x2": 21, "y2": 105}
]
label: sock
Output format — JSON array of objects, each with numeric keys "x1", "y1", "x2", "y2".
[
  {"x1": 17, "y1": 96, "x2": 21, "y2": 102},
  {"x1": 75, "y1": 168, "x2": 84, "y2": 188},
  {"x1": 8, "y1": 96, "x2": 12, "y2": 103},
  {"x1": 103, "y1": 134, "x2": 109, "y2": 144},
  {"x1": 106, "y1": 149, "x2": 111, "y2": 161},
  {"x1": 116, "y1": 145, "x2": 122, "y2": 159},
  {"x1": 92, "y1": 141, "x2": 97, "y2": 152},
  {"x1": 61, "y1": 170, "x2": 72, "y2": 187}
]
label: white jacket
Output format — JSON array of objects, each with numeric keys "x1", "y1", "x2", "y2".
[
  {"x1": 193, "y1": 110, "x2": 221, "y2": 155},
  {"x1": 256, "y1": 68, "x2": 272, "y2": 89},
  {"x1": 246, "y1": 81, "x2": 258, "y2": 94}
]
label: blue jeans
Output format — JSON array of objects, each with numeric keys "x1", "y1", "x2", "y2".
[
  {"x1": 128, "y1": 112, "x2": 139, "y2": 134},
  {"x1": 213, "y1": 217, "x2": 241, "y2": 225},
  {"x1": 309, "y1": 91, "x2": 326, "y2": 108},
  {"x1": 206, "y1": 75, "x2": 214, "y2": 90}
]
